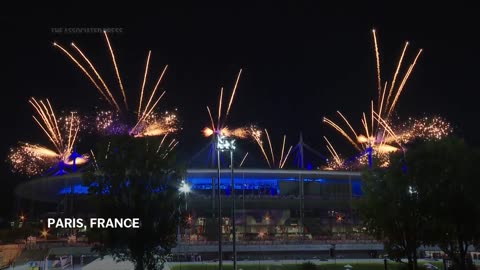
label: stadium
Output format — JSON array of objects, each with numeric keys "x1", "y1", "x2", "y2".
[
  {"x1": 10, "y1": 135, "x2": 456, "y2": 265},
  {"x1": 14, "y1": 160, "x2": 384, "y2": 261}
]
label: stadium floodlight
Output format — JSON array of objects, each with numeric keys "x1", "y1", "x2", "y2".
[
  {"x1": 216, "y1": 135, "x2": 236, "y2": 151},
  {"x1": 215, "y1": 134, "x2": 237, "y2": 270},
  {"x1": 179, "y1": 180, "x2": 191, "y2": 210},
  {"x1": 179, "y1": 180, "x2": 191, "y2": 194}
]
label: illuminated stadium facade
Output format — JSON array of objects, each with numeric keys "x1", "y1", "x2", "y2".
[
  {"x1": 184, "y1": 169, "x2": 363, "y2": 242},
  {"x1": 15, "y1": 168, "x2": 372, "y2": 244}
]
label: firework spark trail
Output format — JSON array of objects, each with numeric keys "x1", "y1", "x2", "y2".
[
  {"x1": 160, "y1": 139, "x2": 179, "y2": 159},
  {"x1": 225, "y1": 69, "x2": 242, "y2": 121},
  {"x1": 372, "y1": 113, "x2": 403, "y2": 153},
  {"x1": 372, "y1": 29, "x2": 382, "y2": 100},
  {"x1": 138, "y1": 50, "x2": 152, "y2": 119},
  {"x1": 104, "y1": 31, "x2": 127, "y2": 109},
  {"x1": 218, "y1": 87, "x2": 224, "y2": 127},
  {"x1": 378, "y1": 81, "x2": 388, "y2": 119},
  {"x1": 385, "y1": 41, "x2": 409, "y2": 111},
  {"x1": 70, "y1": 43, "x2": 120, "y2": 110},
  {"x1": 251, "y1": 129, "x2": 293, "y2": 168},
  {"x1": 161, "y1": 144, "x2": 178, "y2": 159},
  {"x1": 47, "y1": 100, "x2": 65, "y2": 150},
  {"x1": 67, "y1": 112, "x2": 80, "y2": 154},
  {"x1": 250, "y1": 127, "x2": 271, "y2": 167},
  {"x1": 167, "y1": 138, "x2": 176, "y2": 149},
  {"x1": 384, "y1": 44, "x2": 422, "y2": 115},
  {"x1": 323, "y1": 30, "x2": 427, "y2": 169},
  {"x1": 136, "y1": 92, "x2": 168, "y2": 133},
  {"x1": 90, "y1": 149, "x2": 99, "y2": 169},
  {"x1": 203, "y1": 70, "x2": 245, "y2": 139},
  {"x1": 323, "y1": 117, "x2": 361, "y2": 151},
  {"x1": 336, "y1": 111, "x2": 358, "y2": 141},
  {"x1": 372, "y1": 111, "x2": 401, "y2": 145},
  {"x1": 30, "y1": 98, "x2": 64, "y2": 153},
  {"x1": 142, "y1": 65, "x2": 168, "y2": 119},
  {"x1": 67, "y1": 113, "x2": 73, "y2": 152},
  {"x1": 53, "y1": 43, "x2": 112, "y2": 105},
  {"x1": 8, "y1": 99, "x2": 88, "y2": 176},
  {"x1": 156, "y1": 134, "x2": 169, "y2": 153},
  {"x1": 265, "y1": 129, "x2": 275, "y2": 166},
  {"x1": 256, "y1": 141, "x2": 271, "y2": 167},
  {"x1": 30, "y1": 107, "x2": 58, "y2": 151},
  {"x1": 153, "y1": 134, "x2": 177, "y2": 159},
  {"x1": 170, "y1": 141, "x2": 179, "y2": 151},
  {"x1": 323, "y1": 136, "x2": 342, "y2": 166},
  {"x1": 280, "y1": 145, "x2": 293, "y2": 169},
  {"x1": 371, "y1": 101, "x2": 375, "y2": 137},
  {"x1": 206, "y1": 106, "x2": 215, "y2": 131},
  {"x1": 280, "y1": 135, "x2": 286, "y2": 167},
  {"x1": 239, "y1": 152, "x2": 249, "y2": 167},
  {"x1": 57, "y1": 33, "x2": 175, "y2": 138},
  {"x1": 362, "y1": 113, "x2": 370, "y2": 143},
  {"x1": 388, "y1": 49, "x2": 423, "y2": 117},
  {"x1": 105, "y1": 142, "x2": 111, "y2": 159},
  {"x1": 130, "y1": 91, "x2": 167, "y2": 134},
  {"x1": 278, "y1": 135, "x2": 293, "y2": 169}
]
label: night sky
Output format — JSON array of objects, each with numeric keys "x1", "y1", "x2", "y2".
[{"x1": 1, "y1": 4, "x2": 479, "y2": 218}]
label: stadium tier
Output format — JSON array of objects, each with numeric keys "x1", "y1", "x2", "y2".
[{"x1": 15, "y1": 169, "x2": 372, "y2": 243}]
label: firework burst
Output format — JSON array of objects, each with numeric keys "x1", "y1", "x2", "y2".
[
  {"x1": 203, "y1": 70, "x2": 246, "y2": 138},
  {"x1": 393, "y1": 116, "x2": 453, "y2": 143},
  {"x1": 54, "y1": 32, "x2": 179, "y2": 137},
  {"x1": 322, "y1": 30, "x2": 450, "y2": 169},
  {"x1": 251, "y1": 128, "x2": 293, "y2": 168},
  {"x1": 8, "y1": 98, "x2": 89, "y2": 176}
]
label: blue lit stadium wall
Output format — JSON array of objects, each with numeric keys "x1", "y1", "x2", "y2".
[
  {"x1": 16, "y1": 169, "x2": 362, "y2": 202},
  {"x1": 186, "y1": 176, "x2": 363, "y2": 197},
  {"x1": 58, "y1": 177, "x2": 362, "y2": 196}
]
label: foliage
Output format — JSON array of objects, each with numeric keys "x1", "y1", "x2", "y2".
[
  {"x1": 360, "y1": 151, "x2": 427, "y2": 270},
  {"x1": 407, "y1": 137, "x2": 480, "y2": 270},
  {"x1": 83, "y1": 135, "x2": 182, "y2": 270},
  {"x1": 360, "y1": 137, "x2": 480, "y2": 270},
  {"x1": 0, "y1": 222, "x2": 41, "y2": 244},
  {"x1": 169, "y1": 263, "x2": 428, "y2": 270}
]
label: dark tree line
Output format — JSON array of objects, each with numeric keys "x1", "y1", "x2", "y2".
[
  {"x1": 83, "y1": 136, "x2": 183, "y2": 270},
  {"x1": 360, "y1": 137, "x2": 480, "y2": 270}
]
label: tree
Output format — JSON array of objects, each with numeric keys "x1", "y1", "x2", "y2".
[
  {"x1": 360, "y1": 137, "x2": 480, "y2": 270},
  {"x1": 360, "y1": 152, "x2": 428, "y2": 270},
  {"x1": 407, "y1": 138, "x2": 480, "y2": 270},
  {"x1": 83, "y1": 136, "x2": 182, "y2": 270}
]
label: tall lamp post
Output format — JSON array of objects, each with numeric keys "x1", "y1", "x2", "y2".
[
  {"x1": 216, "y1": 135, "x2": 237, "y2": 270},
  {"x1": 178, "y1": 180, "x2": 191, "y2": 244},
  {"x1": 179, "y1": 180, "x2": 191, "y2": 210}
]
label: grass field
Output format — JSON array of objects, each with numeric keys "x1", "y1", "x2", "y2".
[{"x1": 170, "y1": 261, "x2": 444, "y2": 270}]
